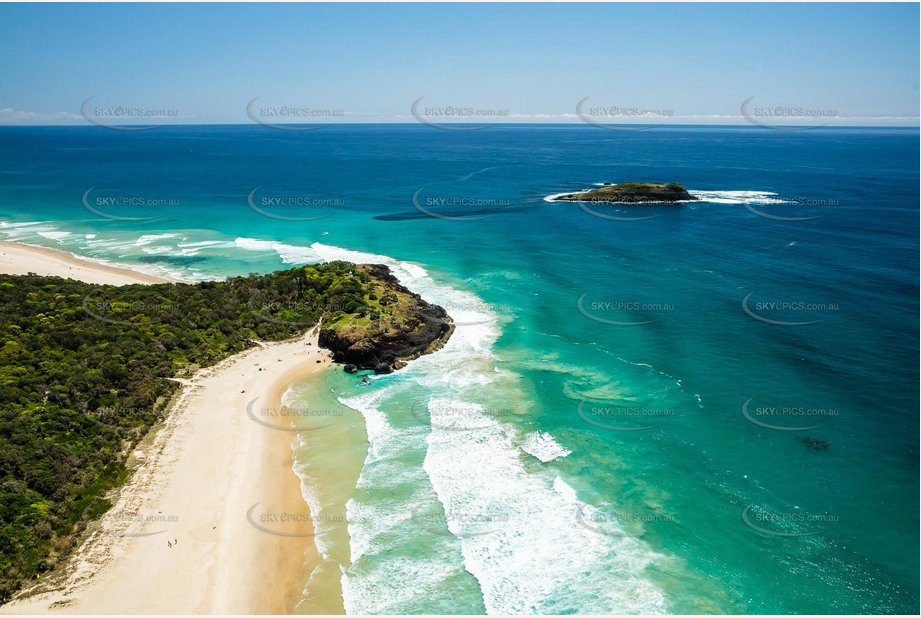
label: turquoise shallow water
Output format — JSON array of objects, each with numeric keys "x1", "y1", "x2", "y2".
[{"x1": 0, "y1": 125, "x2": 917, "y2": 613}]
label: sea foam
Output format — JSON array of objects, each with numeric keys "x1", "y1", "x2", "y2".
[
  {"x1": 318, "y1": 241, "x2": 668, "y2": 614},
  {"x1": 520, "y1": 431, "x2": 572, "y2": 462}
]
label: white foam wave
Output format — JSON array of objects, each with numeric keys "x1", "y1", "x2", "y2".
[
  {"x1": 552, "y1": 475, "x2": 579, "y2": 502},
  {"x1": 134, "y1": 233, "x2": 177, "y2": 246},
  {"x1": 423, "y1": 402, "x2": 668, "y2": 614},
  {"x1": 82, "y1": 237, "x2": 142, "y2": 253},
  {"x1": 340, "y1": 546, "x2": 470, "y2": 614},
  {"x1": 687, "y1": 189, "x2": 792, "y2": 204},
  {"x1": 0, "y1": 221, "x2": 44, "y2": 229},
  {"x1": 275, "y1": 243, "x2": 320, "y2": 265},
  {"x1": 234, "y1": 236, "x2": 322, "y2": 264},
  {"x1": 175, "y1": 240, "x2": 236, "y2": 257},
  {"x1": 520, "y1": 431, "x2": 572, "y2": 462},
  {"x1": 426, "y1": 399, "x2": 500, "y2": 432},
  {"x1": 309, "y1": 242, "x2": 390, "y2": 265},
  {"x1": 543, "y1": 191, "x2": 577, "y2": 202},
  {"x1": 339, "y1": 391, "x2": 401, "y2": 466},
  {"x1": 234, "y1": 237, "x2": 277, "y2": 252},
  {"x1": 36, "y1": 230, "x2": 71, "y2": 241},
  {"x1": 0, "y1": 223, "x2": 60, "y2": 241},
  {"x1": 140, "y1": 245, "x2": 174, "y2": 255},
  {"x1": 339, "y1": 389, "x2": 450, "y2": 612}
]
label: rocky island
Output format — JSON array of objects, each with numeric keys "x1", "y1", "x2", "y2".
[
  {"x1": 318, "y1": 263, "x2": 454, "y2": 374},
  {"x1": 552, "y1": 182, "x2": 697, "y2": 203}
]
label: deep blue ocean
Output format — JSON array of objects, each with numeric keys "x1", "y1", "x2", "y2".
[{"x1": 0, "y1": 124, "x2": 917, "y2": 614}]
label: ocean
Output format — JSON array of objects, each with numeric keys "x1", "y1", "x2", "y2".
[{"x1": 0, "y1": 124, "x2": 917, "y2": 614}]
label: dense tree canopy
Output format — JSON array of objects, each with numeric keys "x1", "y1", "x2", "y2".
[{"x1": 0, "y1": 261, "x2": 376, "y2": 602}]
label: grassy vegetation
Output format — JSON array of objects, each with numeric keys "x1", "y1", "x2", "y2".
[
  {"x1": 0, "y1": 260, "x2": 417, "y2": 603},
  {"x1": 324, "y1": 267, "x2": 420, "y2": 337},
  {"x1": 556, "y1": 182, "x2": 695, "y2": 203}
]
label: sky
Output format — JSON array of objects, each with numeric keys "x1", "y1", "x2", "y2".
[{"x1": 0, "y1": 2, "x2": 918, "y2": 126}]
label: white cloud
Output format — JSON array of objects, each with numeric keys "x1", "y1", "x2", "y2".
[{"x1": 0, "y1": 108, "x2": 83, "y2": 124}]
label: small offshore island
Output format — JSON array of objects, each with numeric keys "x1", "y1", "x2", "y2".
[{"x1": 552, "y1": 182, "x2": 697, "y2": 204}]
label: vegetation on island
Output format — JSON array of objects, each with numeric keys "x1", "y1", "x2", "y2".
[
  {"x1": 553, "y1": 182, "x2": 697, "y2": 203},
  {"x1": 0, "y1": 261, "x2": 451, "y2": 603},
  {"x1": 319, "y1": 264, "x2": 453, "y2": 373}
]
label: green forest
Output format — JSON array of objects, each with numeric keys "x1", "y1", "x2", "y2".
[{"x1": 0, "y1": 261, "x2": 382, "y2": 603}]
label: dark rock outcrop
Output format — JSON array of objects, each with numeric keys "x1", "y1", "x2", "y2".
[
  {"x1": 318, "y1": 264, "x2": 454, "y2": 374},
  {"x1": 552, "y1": 182, "x2": 697, "y2": 204}
]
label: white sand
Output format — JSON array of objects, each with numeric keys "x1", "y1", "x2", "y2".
[
  {"x1": 0, "y1": 241, "x2": 334, "y2": 614},
  {"x1": 0, "y1": 241, "x2": 175, "y2": 285}
]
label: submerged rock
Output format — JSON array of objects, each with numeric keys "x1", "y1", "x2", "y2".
[{"x1": 798, "y1": 436, "x2": 831, "y2": 452}]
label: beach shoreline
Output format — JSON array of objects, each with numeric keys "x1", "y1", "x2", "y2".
[
  {"x1": 0, "y1": 240, "x2": 182, "y2": 286},
  {"x1": 0, "y1": 240, "x2": 336, "y2": 614}
]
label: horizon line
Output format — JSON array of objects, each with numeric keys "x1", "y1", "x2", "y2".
[{"x1": 1, "y1": 121, "x2": 918, "y2": 129}]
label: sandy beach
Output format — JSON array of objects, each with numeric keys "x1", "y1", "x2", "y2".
[
  {"x1": 0, "y1": 241, "x2": 333, "y2": 614},
  {"x1": 0, "y1": 241, "x2": 174, "y2": 286}
]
